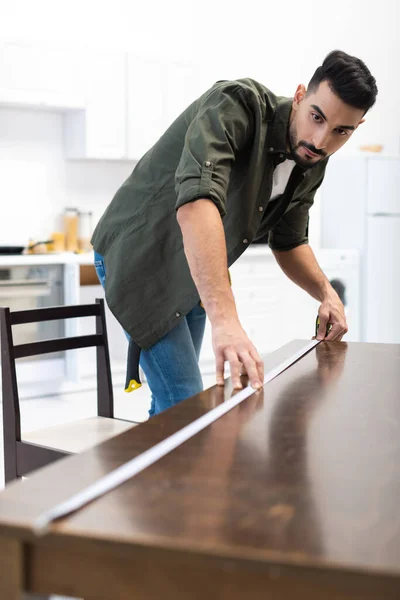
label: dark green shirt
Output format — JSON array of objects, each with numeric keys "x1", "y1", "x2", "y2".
[{"x1": 91, "y1": 78, "x2": 328, "y2": 349}]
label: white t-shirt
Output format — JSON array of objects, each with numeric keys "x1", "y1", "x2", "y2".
[{"x1": 270, "y1": 159, "x2": 296, "y2": 200}]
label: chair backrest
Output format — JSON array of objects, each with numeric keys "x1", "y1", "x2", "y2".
[{"x1": 0, "y1": 299, "x2": 114, "y2": 478}]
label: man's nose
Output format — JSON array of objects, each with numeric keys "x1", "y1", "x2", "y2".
[{"x1": 312, "y1": 128, "x2": 330, "y2": 150}]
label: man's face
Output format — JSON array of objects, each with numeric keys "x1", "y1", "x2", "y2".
[{"x1": 288, "y1": 80, "x2": 365, "y2": 169}]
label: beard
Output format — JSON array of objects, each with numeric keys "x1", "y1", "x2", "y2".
[{"x1": 287, "y1": 120, "x2": 327, "y2": 169}]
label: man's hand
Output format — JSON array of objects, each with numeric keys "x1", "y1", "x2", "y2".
[
  {"x1": 272, "y1": 245, "x2": 349, "y2": 342},
  {"x1": 212, "y1": 319, "x2": 264, "y2": 390},
  {"x1": 316, "y1": 292, "x2": 348, "y2": 341}
]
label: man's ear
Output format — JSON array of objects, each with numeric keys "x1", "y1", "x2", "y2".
[{"x1": 292, "y1": 84, "x2": 307, "y2": 111}]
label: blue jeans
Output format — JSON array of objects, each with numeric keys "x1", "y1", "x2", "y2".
[{"x1": 94, "y1": 251, "x2": 206, "y2": 417}]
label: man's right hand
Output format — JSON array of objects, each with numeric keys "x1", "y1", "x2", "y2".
[{"x1": 212, "y1": 319, "x2": 264, "y2": 390}]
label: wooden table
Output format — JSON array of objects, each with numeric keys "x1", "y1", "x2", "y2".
[{"x1": 1, "y1": 340, "x2": 400, "y2": 599}]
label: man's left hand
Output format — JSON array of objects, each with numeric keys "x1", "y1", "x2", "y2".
[{"x1": 316, "y1": 294, "x2": 348, "y2": 341}]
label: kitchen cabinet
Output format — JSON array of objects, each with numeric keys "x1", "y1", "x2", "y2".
[
  {"x1": 163, "y1": 62, "x2": 211, "y2": 126},
  {"x1": 127, "y1": 56, "x2": 212, "y2": 160},
  {"x1": 0, "y1": 40, "x2": 212, "y2": 161},
  {"x1": 64, "y1": 50, "x2": 127, "y2": 159},
  {"x1": 126, "y1": 56, "x2": 166, "y2": 160},
  {"x1": 199, "y1": 248, "x2": 360, "y2": 376},
  {"x1": 0, "y1": 40, "x2": 84, "y2": 110}
]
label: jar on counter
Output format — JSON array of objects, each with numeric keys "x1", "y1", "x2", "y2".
[
  {"x1": 78, "y1": 211, "x2": 93, "y2": 253},
  {"x1": 63, "y1": 208, "x2": 79, "y2": 252}
]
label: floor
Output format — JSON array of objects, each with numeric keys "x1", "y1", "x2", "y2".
[{"x1": 0, "y1": 372, "x2": 216, "y2": 600}]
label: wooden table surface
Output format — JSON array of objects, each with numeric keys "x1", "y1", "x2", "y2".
[{"x1": 1, "y1": 339, "x2": 400, "y2": 599}]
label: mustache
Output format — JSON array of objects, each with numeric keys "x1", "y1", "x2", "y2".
[{"x1": 298, "y1": 141, "x2": 327, "y2": 157}]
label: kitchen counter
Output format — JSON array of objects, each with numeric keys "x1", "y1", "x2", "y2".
[
  {"x1": 0, "y1": 251, "x2": 95, "y2": 267},
  {"x1": 0, "y1": 246, "x2": 360, "y2": 267},
  {"x1": 0, "y1": 247, "x2": 273, "y2": 266}
]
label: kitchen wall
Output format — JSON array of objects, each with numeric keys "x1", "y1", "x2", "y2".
[
  {"x1": 0, "y1": 108, "x2": 134, "y2": 244},
  {"x1": 0, "y1": 0, "x2": 398, "y2": 245}
]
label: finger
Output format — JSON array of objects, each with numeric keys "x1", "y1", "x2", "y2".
[
  {"x1": 249, "y1": 347, "x2": 264, "y2": 384},
  {"x1": 335, "y1": 330, "x2": 347, "y2": 342},
  {"x1": 215, "y1": 352, "x2": 225, "y2": 386},
  {"x1": 317, "y1": 312, "x2": 329, "y2": 340},
  {"x1": 324, "y1": 323, "x2": 344, "y2": 342},
  {"x1": 334, "y1": 326, "x2": 348, "y2": 342},
  {"x1": 338, "y1": 321, "x2": 349, "y2": 342},
  {"x1": 240, "y1": 352, "x2": 262, "y2": 389},
  {"x1": 329, "y1": 319, "x2": 348, "y2": 341},
  {"x1": 226, "y1": 350, "x2": 242, "y2": 389}
]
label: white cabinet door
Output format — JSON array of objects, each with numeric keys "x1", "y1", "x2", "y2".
[
  {"x1": 127, "y1": 57, "x2": 213, "y2": 160},
  {"x1": 164, "y1": 62, "x2": 212, "y2": 126},
  {"x1": 367, "y1": 158, "x2": 400, "y2": 215},
  {"x1": 64, "y1": 50, "x2": 126, "y2": 159},
  {"x1": 0, "y1": 41, "x2": 84, "y2": 110},
  {"x1": 366, "y1": 216, "x2": 400, "y2": 343},
  {"x1": 126, "y1": 56, "x2": 166, "y2": 160}
]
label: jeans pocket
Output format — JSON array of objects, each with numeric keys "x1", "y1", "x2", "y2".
[{"x1": 94, "y1": 260, "x2": 106, "y2": 288}]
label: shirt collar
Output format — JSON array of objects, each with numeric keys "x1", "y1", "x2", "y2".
[{"x1": 267, "y1": 96, "x2": 293, "y2": 156}]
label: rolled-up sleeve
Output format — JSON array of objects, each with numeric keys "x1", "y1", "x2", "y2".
[
  {"x1": 175, "y1": 83, "x2": 252, "y2": 218},
  {"x1": 268, "y1": 165, "x2": 327, "y2": 251}
]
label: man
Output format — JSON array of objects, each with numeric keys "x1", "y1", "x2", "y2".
[{"x1": 92, "y1": 50, "x2": 377, "y2": 417}]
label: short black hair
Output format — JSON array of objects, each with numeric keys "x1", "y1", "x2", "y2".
[{"x1": 307, "y1": 50, "x2": 378, "y2": 114}]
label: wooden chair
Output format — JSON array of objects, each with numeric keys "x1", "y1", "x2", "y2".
[{"x1": 1, "y1": 298, "x2": 135, "y2": 484}]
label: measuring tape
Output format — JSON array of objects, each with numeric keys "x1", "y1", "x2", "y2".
[{"x1": 34, "y1": 339, "x2": 319, "y2": 535}]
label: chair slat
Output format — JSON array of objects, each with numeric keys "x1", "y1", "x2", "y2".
[
  {"x1": 10, "y1": 303, "x2": 101, "y2": 325},
  {"x1": 14, "y1": 334, "x2": 102, "y2": 359}
]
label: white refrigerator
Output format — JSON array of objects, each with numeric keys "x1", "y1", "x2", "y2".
[{"x1": 320, "y1": 155, "x2": 400, "y2": 344}]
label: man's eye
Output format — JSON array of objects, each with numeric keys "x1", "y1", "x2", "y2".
[
  {"x1": 312, "y1": 113, "x2": 322, "y2": 122},
  {"x1": 336, "y1": 128, "x2": 348, "y2": 136}
]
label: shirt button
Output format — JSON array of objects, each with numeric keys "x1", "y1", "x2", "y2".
[
  {"x1": 243, "y1": 238, "x2": 249, "y2": 244},
  {"x1": 175, "y1": 312, "x2": 181, "y2": 318},
  {"x1": 269, "y1": 147, "x2": 274, "y2": 152},
  {"x1": 279, "y1": 153, "x2": 285, "y2": 158},
  {"x1": 205, "y1": 160, "x2": 211, "y2": 167},
  {"x1": 258, "y1": 206, "x2": 264, "y2": 212}
]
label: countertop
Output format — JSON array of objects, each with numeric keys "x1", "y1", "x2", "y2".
[
  {"x1": 0, "y1": 247, "x2": 360, "y2": 268},
  {"x1": 0, "y1": 251, "x2": 96, "y2": 267}
]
